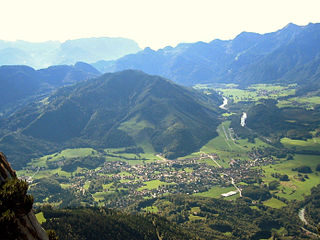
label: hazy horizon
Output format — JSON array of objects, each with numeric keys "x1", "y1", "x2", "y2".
[{"x1": 1, "y1": 0, "x2": 320, "y2": 50}]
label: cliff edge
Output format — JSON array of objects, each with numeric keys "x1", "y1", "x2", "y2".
[{"x1": 0, "y1": 152, "x2": 49, "y2": 240}]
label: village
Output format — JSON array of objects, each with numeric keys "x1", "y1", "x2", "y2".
[{"x1": 56, "y1": 151, "x2": 275, "y2": 208}]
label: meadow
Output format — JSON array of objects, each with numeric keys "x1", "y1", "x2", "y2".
[
  {"x1": 261, "y1": 154, "x2": 320, "y2": 201},
  {"x1": 198, "y1": 121, "x2": 271, "y2": 167},
  {"x1": 195, "y1": 83, "x2": 296, "y2": 103},
  {"x1": 281, "y1": 137, "x2": 320, "y2": 151}
]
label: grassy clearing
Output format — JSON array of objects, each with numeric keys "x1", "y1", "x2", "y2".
[
  {"x1": 118, "y1": 116, "x2": 154, "y2": 137},
  {"x1": 35, "y1": 212, "x2": 46, "y2": 224},
  {"x1": 184, "y1": 167, "x2": 193, "y2": 173},
  {"x1": 142, "y1": 206, "x2": 159, "y2": 213},
  {"x1": 102, "y1": 183, "x2": 114, "y2": 190},
  {"x1": 190, "y1": 207, "x2": 201, "y2": 213},
  {"x1": 199, "y1": 121, "x2": 271, "y2": 166},
  {"x1": 44, "y1": 148, "x2": 98, "y2": 163},
  {"x1": 104, "y1": 148, "x2": 159, "y2": 165},
  {"x1": 214, "y1": 84, "x2": 295, "y2": 103},
  {"x1": 26, "y1": 147, "x2": 99, "y2": 170},
  {"x1": 118, "y1": 171, "x2": 132, "y2": 177},
  {"x1": 138, "y1": 180, "x2": 174, "y2": 191},
  {"x1": 60, "y1": 183, "x2": 71, "y2": 189},
  {"x1": 194, "y1": 186, "x2": 237, "y2": 198},
  {"x1": 22, "y1": 168, "x2": 72, "y2": 179},
  {"x1": 195, "y1": 83, "x2": 295, "y2": 104},
  {"x1": 263, "y1": 198, "x2": 287, "y2": 209},
  {"x1": 189, "y1": 214, "x2": 205, "y2": 221},
  {"x1": 261, "y1": 154, "x2": 320, "y2": 201},
  {"x1": 281, "y1": 137, "x2": 320, "y2": 151},
  {"x1": 83, "y1": 181, "x2": 90, "y2": 190},
  {"x1": 92, "y1": 191, "x2": 114, "y2": 201},
  {"x1": 278, "y1": 96, "x2": 320, "y2": 109}
]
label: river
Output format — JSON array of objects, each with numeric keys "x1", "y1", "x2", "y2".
[
  {"x1": 240, "y1": 112, "x2": 247, "y2": 127},
  {"x1": 219, "y1": 97, "x2": 228, "y2": 110}
]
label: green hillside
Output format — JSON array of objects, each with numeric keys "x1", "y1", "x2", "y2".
[{"x1": 1, "y1": 70, "x2": 221, "y2": 168}]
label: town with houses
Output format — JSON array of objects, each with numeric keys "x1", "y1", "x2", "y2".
[{"x1": 21, "y1": 149, "x2": 275, "y2": 208}]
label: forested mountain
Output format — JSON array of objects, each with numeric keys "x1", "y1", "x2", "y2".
[
  {"x1": 0, "y1": 63, "x2": 100, "y2": 115},
  {"x1": 42, "y1": 207, "x2": 193, "y2": 240},
  {"x1": 0, "y1": 70, "x2": 221, "y2": 169},
  {"x1": 93, "y1": 23, "x2": 320, "y2": 86},
  {"x1": 0, "y1": 37, "x2": 140, "y2": 68}
]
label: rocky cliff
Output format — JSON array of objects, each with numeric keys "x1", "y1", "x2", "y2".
[{"x1": 0, "y1": 152, "x2": 49, "y2": 240}]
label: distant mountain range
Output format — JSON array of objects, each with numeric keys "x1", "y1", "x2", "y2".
[
  {"x1": 0, "y1": 70, "x2": 221, "y2": 169},
  {"x1": 0, "y1": 37, "x2": 141, "y2": 68},
  {"x1": 93, "y1": 23, "x2": 320, "y2": 87},
  {"x1": 0, "y1": 62, "x2": 100, "y2": 115}
]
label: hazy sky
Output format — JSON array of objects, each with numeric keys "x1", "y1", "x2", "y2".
[{"x1": 1, "y1": 0, "x2": 320, "y2": 49}]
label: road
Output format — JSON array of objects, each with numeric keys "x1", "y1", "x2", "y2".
[
  {"x1": 200, "y1": 152, "x2": 222, "y2": 168},
  {"x1": 220, "y1": 173, "x2": 242, "y2": 197},
  {"x1": 231, "y1": 177, "x2": 242, "y2": 197}
]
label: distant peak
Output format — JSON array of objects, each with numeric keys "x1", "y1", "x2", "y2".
[
  {"x1": 235, "y1": 31, "x2": 261, "y2": 39},
  {"x1": 144, "y1": 47, "x2": 154, "y2": 51},
  {"x1": 281, "y1": 22, "x2": 300, "y2": 31},
  {"x1": 143, "y1": 47, "x2": 155, "y2": 52}
]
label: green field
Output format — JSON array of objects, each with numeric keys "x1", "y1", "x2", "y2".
[
  {"x1": 194, "y1": 84, "x2": 296, "y2": 103},
  {"x1": 104, "y1": 148, "x2": 159, "y2": 165},
  {"x1": 278, "y1": 96, "x2": 320, "y2": 109},
  {"x1": 195, "y1": 83, "x2": 296, "y2": 103},
  {"x1": 138, "y1": 180, "x2": 174, "y2": 191},
  {"x1": 60, "y1": 183, "x2": 71, "y2": 189},
  {"x1": 263, "y1": 198, "x2": 287, "y2": 209},
  {"x1": 261, "y1": 154, "x2": 320, "y2": 200},
  {"x1": 142, "y1": 206, "x2": 159, "y2": 213},
  {"x1": 194, "y1": 186, "x2": 237, "y2": 198},
  {"x1": 92, "y1": 191, "x2": 115, "y2": 201},
  {"x1": 198, "y1": 121, "x2": 271, "y2": 166},
  {"x1": 25, "y1": 148, "x2": 98, "y2": 169},
  {"x1": 281, "y1": 137, "x2": 320, "y2": 151},
  {"x1": 17, "y1": 147, "x2": 162, "y2": 180},
  {"x1": 188, "y1": 214, "x2": 205, "y2": 221},
  {"x1": 35, "y1": 212, "x2": 46, "y2": 224}
]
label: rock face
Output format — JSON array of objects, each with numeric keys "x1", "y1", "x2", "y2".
[
  {"x1": 0, "y1": 152, "x2": 49, "y2": 240},
  {"x1": 0, "y1": 152, "x2": 16, "y2": 182}
]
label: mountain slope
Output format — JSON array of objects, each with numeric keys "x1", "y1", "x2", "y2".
[
  {"x1": 1, "y1": 70, "x2": 221, "y2": 168},
  {"x1": 93, "y1": 23, "x2": 320, "y2": 86},
  {"x1": 42, "y1": 207, "x2": 193, "y2": 240},
  {"x1": 0, "y1": 63, "x2": 100, "y2": 115}
]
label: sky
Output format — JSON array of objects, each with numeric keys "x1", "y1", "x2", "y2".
[{"x1": 1, "y1": 0, "x2": 320, "y2": 50}]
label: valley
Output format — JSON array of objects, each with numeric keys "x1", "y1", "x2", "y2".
[
  {"x1": 2, "y1": 22, "x2": 320, "y2": 239},
  {"x1": 14, "y1": 82, "x2": 320, "y2": 214}
]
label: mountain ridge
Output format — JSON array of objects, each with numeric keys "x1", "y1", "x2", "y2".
[
  {"x1": 93, "y1": 23, "x2": 320, "y2": 86},
  {"x1": 0, "y1": 62, "x2": 101, "y2": 115}
]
